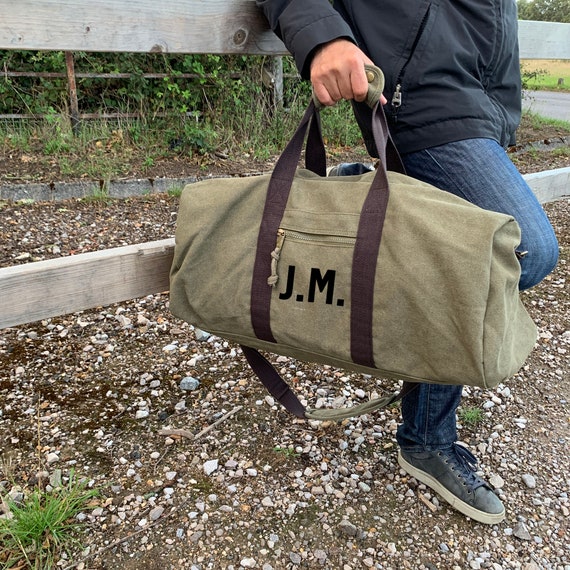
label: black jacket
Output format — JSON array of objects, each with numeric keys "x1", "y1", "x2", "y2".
[{"x1": 256, "y1": 0, "x2": 522, "y2": 155}]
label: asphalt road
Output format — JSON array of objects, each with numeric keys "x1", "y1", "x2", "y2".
[{"x1": 522, "y1": 90, "x2": 570, "y2": 122}]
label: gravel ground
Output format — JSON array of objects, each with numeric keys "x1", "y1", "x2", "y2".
[{"x1": 0, "y1": 189, "x2": 568, "y2": 570}]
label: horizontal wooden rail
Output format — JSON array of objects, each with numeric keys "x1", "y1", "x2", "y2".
[
  {"x1": 0, "y1": 239, "x2": 174, "y2": 329},
  {"x1": 0, "y1": 7, "x2": 567, "y2": 60},
  {"x1": 0, "y1": 0, "x2": 287, "y2": 55}
]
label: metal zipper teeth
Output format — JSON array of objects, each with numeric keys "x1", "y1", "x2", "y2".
[
  {"x1": 391, "y1": 5, "x2": 432, "y2": 115},
  {"x1": 280, "y1": 228, "x2": 355, "y2": 245}
]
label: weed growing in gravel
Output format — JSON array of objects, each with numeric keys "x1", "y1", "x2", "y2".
[
  {"x1": 0, "y1": 472, "x2": 99, "y2": 570},
  {"x1": 458, "y1": 406, "x2": 485, "y2": 426},
  {"x1": 167, "y1": 185, "x2": 185, "y2": 198},
  {"x1": 273, "y1": 445, "x2": 299, "y2": 458}
]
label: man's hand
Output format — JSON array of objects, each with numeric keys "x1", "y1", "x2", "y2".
[{"x1": 310, "y1": 39, "x2": 387, "y2": 106}]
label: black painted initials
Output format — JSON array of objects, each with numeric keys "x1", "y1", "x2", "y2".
[
  {"x1": 278, "y1": 265, "x2": 345, "y2": 306},
  {"x1": 308, "y1": 267, "x2": 336, "y2": 304}
]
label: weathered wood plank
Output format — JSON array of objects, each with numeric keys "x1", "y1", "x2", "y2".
[
  {"x1": 0, "y1": 239, "x2": 174, "y2": 329},
  {"x1": 518, "y1": 20, "x2": 570, "y2": 60},
  {"x1": 0, "y1": 0, "x2": 287, "y2": 55},
  {"x1": 2, "y1": 4, "x2": 569, "y2": 60}
]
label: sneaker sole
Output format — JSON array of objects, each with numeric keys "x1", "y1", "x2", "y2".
[{"x1": 397, "y1": 450, "x2": 505, "y2": 525}]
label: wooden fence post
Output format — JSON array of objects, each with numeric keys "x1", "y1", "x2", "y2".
[{"x1": 65, "y1": 51, "x2": 80, "y2": 134}]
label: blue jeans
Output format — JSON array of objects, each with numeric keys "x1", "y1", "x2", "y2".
[{"x1": 335, "y1": 138, "x2": 559, "y2": 451}]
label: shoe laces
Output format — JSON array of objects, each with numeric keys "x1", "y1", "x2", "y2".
[{"x1": 444, "y1": 444, "x2": 487, "y2": 493}]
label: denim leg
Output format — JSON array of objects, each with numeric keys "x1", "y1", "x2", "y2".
[
  {"x1": 395, "y1": 137, "x2": 558, "y2": 451},
  {"x1": 397, "y1": 383, "x2": 463, "y2": 451}
]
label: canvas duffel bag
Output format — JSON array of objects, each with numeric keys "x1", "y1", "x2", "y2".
[{"x1": 169, "y1": 66, "x2": 537, "y2": 420}]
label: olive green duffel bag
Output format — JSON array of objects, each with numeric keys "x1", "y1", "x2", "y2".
[{"x1": 169, "y1": 67, "x2": 537, "y2": 421}]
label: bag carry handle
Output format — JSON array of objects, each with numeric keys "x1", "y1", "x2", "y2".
[{"x1": 244, "y1": 65, "x2": 415, "y2": 420}]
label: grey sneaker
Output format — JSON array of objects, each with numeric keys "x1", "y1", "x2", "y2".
[
  {"x1": 326, "y1": 162, "x2": 374, "y2": 176},
  {"x1": 398, "y1": 444, "x2": 505, "y2": 525}
]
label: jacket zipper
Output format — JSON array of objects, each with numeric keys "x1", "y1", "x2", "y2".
[
  {"x1": 268, "y1": 229, "x2": 355, "y2": 287},
  {"x1": 391, "y1": 5, "x2": 432, "y2": 118}
]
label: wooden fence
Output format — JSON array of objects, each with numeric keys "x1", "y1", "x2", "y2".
[{"x1": 0, "y1": 2, "x2": 569, "y2": 329}]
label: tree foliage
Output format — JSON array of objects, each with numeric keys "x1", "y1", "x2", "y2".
[{"x1": 518, "y1": 0, "x2": 570, "y2": 23}]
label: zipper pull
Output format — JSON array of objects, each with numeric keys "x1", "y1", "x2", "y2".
[
  {"x1": 268, "y1": 229, "x2": 285, "y2": 287},
  {"x1": 391, "y1": 84, "x2": 402, "y2": 109}
]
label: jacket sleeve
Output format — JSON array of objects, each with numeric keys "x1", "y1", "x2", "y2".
[{"x1": 256, "y1": 0, "x2": 355, "y2": 78}]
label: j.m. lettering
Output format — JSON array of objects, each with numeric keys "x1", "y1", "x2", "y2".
[{"x1": 278, "y1": 265, "x2": 345, "y2": 306}]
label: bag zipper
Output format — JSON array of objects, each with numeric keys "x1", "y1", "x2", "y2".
[
  {"x1": 268, "y1": 228, "x2": 355, "y2": 287},
  {"x1": 391, "y1": 5, "x2": 432, "y2": 119}
]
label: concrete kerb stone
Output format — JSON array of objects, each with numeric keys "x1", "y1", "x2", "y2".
[
  {"x1": 523, "y1": 167, "x2": 570, "y2": 204},
  {"x1": 0, "y1": 183, "x2": 53, "y2": 202},
  {"x1": 0, "y1": 171, "x2": 568, "y2": 204},
  {"x1": 0, "y1": 176, "x2": 200, "y2": 202}
]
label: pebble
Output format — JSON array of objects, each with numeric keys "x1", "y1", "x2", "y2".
[
  {"x1": 194, "y1": 328, "x2": 211, "y2": 341},
  {"x1": 149, "y1": 506, "x2": 164, "y2": 521},
  {"x1": 289, "y1": 553, "x2": 302, "y2": 565},
  {"x1": 46, "y1": 452, "x2": 59, "y2": 465},
  {"x1": 338, "y1": 520, "x2": 358, "y2": 537},
  {"x1": 135, "y1": 410, "x2": 149, "y2": 419},
  {"x1": 521, "y1": 474, "x2": 537, "y2": 488},
  {"x1": 203, "y1": 459, "x2": 219, "y2": 476},
  {"x1": 513, "y1": 521, "x2": 532, "y2": 541},
  {"x1": 180, "y1": 376, "x2": 200, "y2": 391},
  {"x1": 489, "y1": 474, "x2": 505, "y2": 489}
]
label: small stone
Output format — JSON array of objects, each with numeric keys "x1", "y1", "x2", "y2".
[
  {"x1": 180, "y1": 376, "x2": 200, "y2": 391},
  {"x1": 262, "y1": 496, "x2": 275, "y2": 507},
  {"x1": 521, "y1": 474, "x2": 536, "y2": 489},
  {"x1": 240, "y1": 558, "x2": 257, "y2": 568},
  {"x1": 49, "y1": 469, "x2": 62, "y2": 488},
  {"x1": 338, "y1": 520, "x2": 358, "y2": 537},
  {"x1": 135, "y1": 410, "x2": 149, "y2": 419},
  {"x1": 513, "y1": 521, "x2": 532, "y2": 541},
  {"x1": 489, "y1": 474, "x2": 504, "y2": 489},
  {"x1": 149, "y1": 506, "x2": 165, "y2": 521},
  {"x1": 194, "y1": 328, "x2": 211, "y2": 341},
  {"x1": 204, "y1": 459, "x2": 219, "y2": 476},
  {"x1": 289, "y1": 553, "x2": 302, "y2": 565},
  {"x1": 46, "y1": 453, "x2": 59, "y2": 465},
  {"x1": 314, "y1": 549, "x2": 327, "y2": 561},
  {"x1": 386, "y1": 543, "x2": 397, "y2": 555}
]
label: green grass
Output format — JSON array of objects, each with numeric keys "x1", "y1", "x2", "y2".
[
  {"x1": 522, "y1": 109, "x2": 570, "y2": 131},
  {"x1": 521, "y1": 59, "x2": 570, "y2": 92},
  {"x1": 0, "y1": 473, "x2": 99, "y2": 569},
  {"x1": 458, "y1": 406, "x2": 485, "y2": 427}
]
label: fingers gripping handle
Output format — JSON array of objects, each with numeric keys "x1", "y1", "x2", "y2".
[{"x1": 312, "y1": 64, "x2": 385, "y2": 110}]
